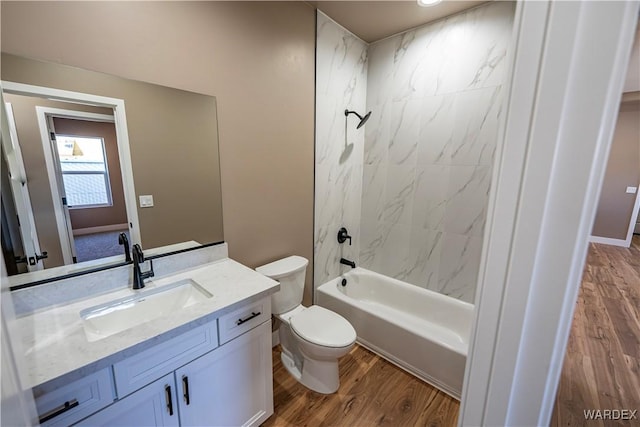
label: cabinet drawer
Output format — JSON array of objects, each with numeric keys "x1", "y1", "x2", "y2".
[
  {"x1": 35, "y1": 367, "x2": 114, "y2": 427},
  {"x1": 113, "y1": 319, "x2": 218, "y2": 397},
  {"x1": 218, "y1": 297, "x2": 270, "y2": 344},
  {"x1": 75, "y1": 373, "x2": 179, "y2": 427}
]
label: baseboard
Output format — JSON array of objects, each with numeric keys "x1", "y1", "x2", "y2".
[
  {"x1": 272, "y1": 328, "x2": 280, "y2": 348},
  {"x1": 589, "y1": 235, "x2": 630, "y2": 247},
  {"x1": 73, "y1": 223, "x2": 129, "y2": 236}
]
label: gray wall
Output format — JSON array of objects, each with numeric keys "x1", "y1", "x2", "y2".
[
  {"x1": 592, "y1": 99, "x2": 640, "y2": 241},
  {"x1": 1, "y1": 1, "x2": 315, "y2": 303}
]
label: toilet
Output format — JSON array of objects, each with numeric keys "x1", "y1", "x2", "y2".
[{"x1": 256, "y1": 255, "x2": 356, "y2": 394}]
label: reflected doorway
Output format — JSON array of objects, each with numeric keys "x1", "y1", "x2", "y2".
[{"x1": 47, "y1": 115, "x2": 129, "y2": 264}]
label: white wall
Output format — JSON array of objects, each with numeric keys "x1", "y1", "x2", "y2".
[
  {"x1": 361, "y1": 2, "x2": 515, "y2": 302},
  {"x1": 314, "y1": 12, "x2": 368, "y2": 288}
]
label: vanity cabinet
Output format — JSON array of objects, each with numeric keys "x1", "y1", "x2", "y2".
[
  {"x1": 65, "y1": 297, "x2": 273, "y2": 427},
  {"x1": 176, "y1": 320, "x2": 273, "y2": 427},
  {"x1": 76, "y1": 373, "x2": 179, "y2": 427},
  {"x1": 35, "y1": 368, "x2": 114, "y2": 427}
]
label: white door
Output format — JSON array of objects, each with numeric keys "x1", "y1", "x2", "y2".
[
  {"x1": 176, "y1": 320, "x2": 273, "y2": 427},
  {"x1": 1, "y1": 100, "x2": 44, "y2": 271},
  {"x1": 45, "y1": 115, "x2": 78, "y2": 264},
  {"x1": 76, "y1": 373, "x2": 179, "y2": 427}
]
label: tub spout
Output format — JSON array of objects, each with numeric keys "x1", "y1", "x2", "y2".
[{"x1": 340, "y1": 258, "x2": 356, "y2": 268}]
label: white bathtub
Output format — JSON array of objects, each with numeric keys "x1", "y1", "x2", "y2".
[{"x1": 316, "y1": 268, "x2": 474, "y2": 399}]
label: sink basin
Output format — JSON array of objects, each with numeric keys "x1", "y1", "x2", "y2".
[{"x1": 80, "y1": 279, "x2": 212, "y2": 342}]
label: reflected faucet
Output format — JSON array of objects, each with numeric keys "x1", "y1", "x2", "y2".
[
  {"x1": 340, "y1": 258, "x2": 356, "y2": 269},
  {"x1": 118, "y1": 232, "x2": 131, "y2": 262},
  {"x1": 132, "y1": 244, "x2": 154, "y2": 290}
]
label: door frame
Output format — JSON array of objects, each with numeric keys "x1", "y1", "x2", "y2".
[
  {"x1": 460, "y1": 1, "x2": 639, "y2": 425},
  {"x1": 1, "y1": 100, "x2": 43, "y2": 271},
  {"x1": 35, "y1": 107, "x2": 118, "y2": 264},
  {"x1": 1, "y1": 81, "x2": 141, "y2": 251}
]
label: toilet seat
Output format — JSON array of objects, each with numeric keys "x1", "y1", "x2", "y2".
[{"x1": 290, "y1": 305, "x2": 356, "y2": 348}]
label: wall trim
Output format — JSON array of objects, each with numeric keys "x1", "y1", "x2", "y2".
[
  {"x1": 72, "y1": 223, "x2": 129, "y2": 236},
  {"x1": 589, "y1": 235, "x2": 629, "y2": 247},
  {"x1": 624, "y1": 185, "x2": 640, "y2": 246},
  {"x1": 621, "y1": 91, "x2": 640, "y2": 103}
]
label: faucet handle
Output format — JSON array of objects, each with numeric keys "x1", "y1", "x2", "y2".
[{"x1": 337, "y1": 227, "x2": 352, "y2": 245}]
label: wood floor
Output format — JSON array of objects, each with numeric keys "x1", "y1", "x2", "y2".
[
  {"x1": 262, "y1": 344, "x2": 459, "y2": 427},
  {"x1": 551, "y1": 236, "x2": 640, "y2": 426}
]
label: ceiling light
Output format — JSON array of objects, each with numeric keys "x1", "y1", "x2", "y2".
[{"x1": 417, "y1": 0, "x2": 442, "y2": 6}]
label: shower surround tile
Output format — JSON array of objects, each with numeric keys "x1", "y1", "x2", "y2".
[
  {"x1": 316, "y1": 2, "x2": 514, "y2": 301},
  {"x1": 389, "y1": 99, "x2": 420, "y2": 165},
  {"x1": 360, "y1": 1, "x2": 515, "y2": 302},
  {"x1": 315, "y1": 12, "x2": 368, "y2": 288},
  {"x1": 451, "y1": 86, "x2": 503, "y2": 166},
  {"x1": 456, "y1": 1, "x2": 515, "y2": 91},
  {"x1": 444, "y1": 165, "x2": 492, "y2": 237},
  {"x1": 363, "y1": 102, "x2": 390, "y2": 165},
  {"x1": 418, "y1": 94, "x2": 456, "y2": 165},
  {"x1": 412, "y1": 164, "x2": 450, "y2": 232},
  {"x1": 437, "y1": 233, "x2": 483, "y2": 303}
]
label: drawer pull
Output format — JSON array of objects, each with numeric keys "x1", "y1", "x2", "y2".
[
  {"x1": 165, "y1": 385, "x2": 174, "y2": 416},
  {"x1": 182, "y1": 375, "x2": 190, "y2": 405},
  {"x1": 237, "y1": 311, "x2": 261, "y2": 325},
  {"x1": 39, "y1": 399, "x2": 79, "y2": 424}
]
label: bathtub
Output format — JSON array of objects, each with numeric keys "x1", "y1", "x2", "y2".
[{"x1": 316, "y1": 268, "x2": 474, "y2": 399}]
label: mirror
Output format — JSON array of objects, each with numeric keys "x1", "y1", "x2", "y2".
[{"x1": 1, "y1": 53, "x2": 223, "y2": 285}]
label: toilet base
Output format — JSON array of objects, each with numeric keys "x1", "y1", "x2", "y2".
[
  {"x1": 280, "y1": 349, "x2": 340, "y2": 394},
  {"x1": 299, "y1": 357, "x2": 340, "y2": 394},
  {"x1": 280, "y1": 352, "x2": 302, "y2": 382}
]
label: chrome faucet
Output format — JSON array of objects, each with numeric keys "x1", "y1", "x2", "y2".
[{"x1": 132, "y1": 244, "x2": 154, "y2": 290}]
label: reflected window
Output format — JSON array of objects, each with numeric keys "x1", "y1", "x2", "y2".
[{"x1": 56, "y1": 136, "x2": 112, "y2": 208}]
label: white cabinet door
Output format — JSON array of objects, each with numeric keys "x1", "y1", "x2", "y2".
[
  {"x1": 76, "y1": 373, "x2": 179, "y2": 427},
  {"x1": 176, "y1": 320, "x2": 273, "y2": 427}
]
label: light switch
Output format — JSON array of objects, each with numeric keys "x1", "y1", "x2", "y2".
[
  {"x1": 626, "y1": 186, "x2": 637, "y2": 194},
  {"x1": 139, "y1": 195, "x2": 154, "y2": 207}
]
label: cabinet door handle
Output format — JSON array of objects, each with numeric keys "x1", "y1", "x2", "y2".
[
  {"x1": 165, "y1": 385, "x2": 174, "y2": 416},
  {"x1": 38, "y1": 399, "x2": 79, "y2": 424},
  {"x1": 182, "y1": 375, "x2": 190, "y2": 405},
  {"x1": 237, "y1": 311, "x2": 261, "y2": 325}
]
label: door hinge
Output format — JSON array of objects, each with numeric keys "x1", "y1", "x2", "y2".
[{"x1": 50, "y1": 132, "x2": 56, "y2": 141}]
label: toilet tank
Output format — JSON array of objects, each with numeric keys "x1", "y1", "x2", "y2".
[{"x1": 256, "y1": 256, "x2": 308, "y2": 314}]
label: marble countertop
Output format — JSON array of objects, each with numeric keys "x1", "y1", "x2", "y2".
[{"x1": 14, "y1": 257, "x2": 279, "y2": 390}]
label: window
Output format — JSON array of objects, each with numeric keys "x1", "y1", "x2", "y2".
[{"x1": 56, "y1": 136, "x2": 112, "y2": 208}]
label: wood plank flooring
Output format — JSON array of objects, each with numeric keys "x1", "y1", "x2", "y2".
[
  {"x1": 262, "y1": 344, "x2": 459, "y2": 427},
  {"x1": 551, "y1": 236, "x2": 640, "y2": 426}
]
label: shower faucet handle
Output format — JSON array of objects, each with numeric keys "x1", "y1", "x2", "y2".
[{"x1": 337, "y1": 227, "x2": 352, "y2": 245}]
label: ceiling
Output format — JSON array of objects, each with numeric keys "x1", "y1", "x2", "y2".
[{"x1": 310, "y1": 0, "x2": 488, "y2": 43}]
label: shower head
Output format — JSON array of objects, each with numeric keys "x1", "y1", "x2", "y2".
[{"x1": 345, "y1": 109, "x2": 372, "y2": 129}]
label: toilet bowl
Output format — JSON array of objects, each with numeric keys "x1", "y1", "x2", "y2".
[{"x1": 256, "y1": 256, "x2": 356, "y2": 394}]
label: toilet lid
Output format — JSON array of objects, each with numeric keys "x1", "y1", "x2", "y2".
[{"x1": 290, "y1": 306, "x2": 356, "y2": 348}]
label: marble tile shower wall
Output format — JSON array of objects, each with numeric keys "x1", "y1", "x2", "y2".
[
  {"x1": 314, "y1": 12, "x2": 368, "y2": 287},
  {"x1": 360, "y1": 2, "x2": 515, "y2": 302}
]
